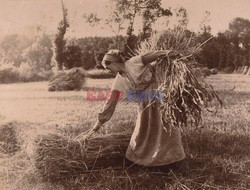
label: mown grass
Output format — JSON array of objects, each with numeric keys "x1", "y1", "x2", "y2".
[{"x1": 0, "y1": 74, "x2": 250, "y2": 189}]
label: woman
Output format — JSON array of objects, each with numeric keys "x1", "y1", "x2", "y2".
[{"x1": 91, "y1": 49, "x2": 185, "y2": 166}]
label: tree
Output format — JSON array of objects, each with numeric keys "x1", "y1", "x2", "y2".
[
  {"x1": 195, "y1": 17, "x2": 250, "y2": 70},
  {"x1": 84, "y1": 0, "x2": 171, "y2": 55},
  {"x1": 195, "y1": 38, "x2": 219, "y2": 68},
  {"x1": 195, "y1": 11, "x2": 215, "y2": 68},
  {"x1": 22, "y1": 35, "x2": 53, "y2": 72},
  {"x1": 140, "y1": 0, "x2": 172, "y2": 41},
  {"x1": 84, "y1": 6, "x2": 125, "y2": 50},
  {"x1": 175, "y1": 7, "x2": 189, "y2": 28},
  {"x1": 229, "y1": 18, "x2": 250, "y2": 36},
  {"x1": 116, "y1": 0, "x2": 171, "y2": 54},
  {"x1": 228, "y1": 18, "x2": 250, "y2": 69},
  {"x1": 0, "y1": 34, "x2": 32, "y2": 66},
  {"x1": 63, "y1": 44, "x2": 82, "y2": 69},
  {"x1": 199, "y1": 11, "x2": 212, "y2": 34},
  {"x1": 53, "y1": 0, "x2": 70, "y2": 70},
  {"x1": 72, "y1": 36, "x2": 119, "y2": 70},
  {"x1": 217, "y1": 33, "x2": 230, "y2": 69}
]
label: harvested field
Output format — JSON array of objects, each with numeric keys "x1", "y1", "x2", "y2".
[{"x1": 0, "y1": 74, "x2": 250, "y2": 189}]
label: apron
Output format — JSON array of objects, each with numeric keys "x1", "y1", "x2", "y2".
[
  {"x1": 113, "y1": 56, "x2": 186, "y2": 166},
  {"x1": 125, "y1": 80, "x2": 185, "y2": 166}
]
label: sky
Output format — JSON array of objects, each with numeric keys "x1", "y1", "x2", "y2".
[{"x1": 0, "y1": 0, "x2": 250, "y2": 38}]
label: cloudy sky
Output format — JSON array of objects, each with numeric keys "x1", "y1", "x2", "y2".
[{"x1": 0, "y1": 0, "x2": 250, "y2": 38}]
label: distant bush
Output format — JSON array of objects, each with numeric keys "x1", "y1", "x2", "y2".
[
  {"x1": 17, "y1": 62, "x2": 53, "y2": 82},
  {"x1": 0, "y1": 68, "x2": 20, "y2": 84},
  {"x1": 0, "y1": 61, "x2": 53, "y2": 84},
  {"x1": 86, "y1": 69, "x2": 115, "y2": 79}
]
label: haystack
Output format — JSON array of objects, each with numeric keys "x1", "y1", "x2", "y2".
[
  {"x1": 0, "y1": 122, "x2": 20, "y2": 154},
  {"x1": 244, "y1": 66, "x2": 249, "y2": 75},
  {"x1": 238, "y1": 66, "x2": 245, "y2": 73},
  {"x1": 242, "y1": 66, "x2": 249, "y2": 75},
  {"x1": 247, "y1": 67, "x2": 250, "y2": 75},
  {"x1": 236, "y1": 66, "x2": 242, "y2": 73},
  {"x1": 33, "y1": 132, "x2": 131, "y2": 181},
  {"x1": 48, "y1": 68, "x2": 85, "y2": 91},
  {"x1": 201, "y1": 67, "x2": 211, "y2": 77}
]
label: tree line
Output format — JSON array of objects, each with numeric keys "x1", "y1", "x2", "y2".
[
  {"x1": 1, "y1": 17, "x2": 250, "y2": 72},
  {"x1": 196, "y1": 17, "x2": 250, "y2": 73},
  {"x1": 1, "y1": 0, "x2": 250, "y2": 81}
]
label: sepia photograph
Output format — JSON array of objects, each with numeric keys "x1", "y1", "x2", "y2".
[{"x1": 0, "y1": 0, "x2": 250, "y2": 189}]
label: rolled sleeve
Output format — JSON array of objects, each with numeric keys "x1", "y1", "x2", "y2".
[
  {"x1": 98, "y1": 90, "x2": 121, "y2": 124},
  {"x1": 141, "y1": 51, "x2": 167, "y2": 65},
  {"x1": 97, "y1": 73, "x2": 130, "y2": 124}
]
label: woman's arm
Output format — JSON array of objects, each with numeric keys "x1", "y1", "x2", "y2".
[
  {"x1": 91, "y1": 73, "x2": 129, "y2": 132},
  {"x1": 141, "y1": 51, "x2": 167, "y2": 65},
  {"x1": 98, "y1": 90, "x2": 121, "y2": 124},
  {"x1": 92, "y1": 90, "x2": 121, "y2": 132},
  {"x1": 141, "y1": 50, "x2": 179, "y2": 65}
]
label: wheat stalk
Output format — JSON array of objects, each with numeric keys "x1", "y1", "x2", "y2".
[{"x1": 137, "y1": 28, "x2": 221, "y2": 132}]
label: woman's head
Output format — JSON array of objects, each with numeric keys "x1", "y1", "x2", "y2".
[{"x1": 101, "y1": 49, "x2": 125, "y2": 74}]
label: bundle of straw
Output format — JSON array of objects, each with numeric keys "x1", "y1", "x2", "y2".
[
  {"x1": 156, "y1": 57, "x2": 221, "y2": 131},
  {"x1": 0, "y1": 123, "x2": 20, "y2": 154},
  {"x1": 138, "y1": 28, "x2": 222, "y2": 131},
  {"x1": 33, "y1": 132, "x2": 131, "y2": 181}
]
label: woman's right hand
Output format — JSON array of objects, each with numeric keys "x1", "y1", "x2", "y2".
[
  {"x1": 92, "y1": 120, "x2": 102, "y2": 132},
  {"x1": 81, "y1": 121, "x2": 102, "y2": 139},
  {"x1": 75, "y1": 120, "x2": 103, "y2": 140}
]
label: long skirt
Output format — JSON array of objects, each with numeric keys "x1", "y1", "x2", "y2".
[{"x1": 126, "y1": 86, "x2": 186, "y2": 166}]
